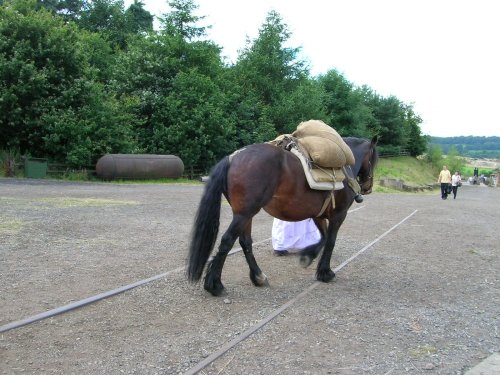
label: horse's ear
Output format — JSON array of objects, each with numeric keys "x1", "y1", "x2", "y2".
[{"x1": 371, "y1": 135, "x2": 379, "y2": 146}]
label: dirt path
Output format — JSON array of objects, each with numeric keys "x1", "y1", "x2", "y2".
[{"x1": 0, "y1": 179, "x2": 498, "y2": 374}]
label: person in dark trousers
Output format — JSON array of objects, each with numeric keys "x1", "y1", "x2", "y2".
[
  {"x1": 451, "y1": 171, "x2": 462, "y2": 199},
  {"x1": 438, "y1": 165, "x2": 452, "y2": 199}
]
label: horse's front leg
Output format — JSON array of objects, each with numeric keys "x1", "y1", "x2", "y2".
[
  {"x1": 239, "y1": 221, "x2": 268, "y2": 287},
  {"x1": 316, "y1": 214, "x2": 346, "y2": 282}
]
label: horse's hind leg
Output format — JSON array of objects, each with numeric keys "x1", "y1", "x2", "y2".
[
  {"x1": 204, "y1": 215, "x2": 248, "y2": 296},
  {"x1": 299, "y1": 239, "x2": 325, "y2": 268},
  {"x1": 239, "y1": 221, "x2": 268, "y2": 287}
]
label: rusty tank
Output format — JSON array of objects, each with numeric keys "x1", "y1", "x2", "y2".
[{"x1": 96, "y1": 154, "x2": 184, "y2": 180}]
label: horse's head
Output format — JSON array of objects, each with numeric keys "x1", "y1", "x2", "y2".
[
  {"x1": 345, "y1": 136, "x2": 378, "y2": 195},
  {"x1": 357, "y1": 136, "x2": 378, "y2": 194}
]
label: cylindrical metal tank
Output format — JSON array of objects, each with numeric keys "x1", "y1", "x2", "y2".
[{"x1": 96, "y1": 154, "x2": 184, "y2": 180}]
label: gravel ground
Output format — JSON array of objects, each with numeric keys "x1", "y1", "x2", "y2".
[{"x1": 0, "y1": 178, "x2": 498, "y2": 375}]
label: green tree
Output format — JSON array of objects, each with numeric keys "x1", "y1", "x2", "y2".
[
  {"x1": 278, "y1": 79, "x2": 327, "y2": 133},
  {"x1": 358, "y1": 86, "x2": 382, "y2": 136},
  {"x1": 0, "y1": 0, "x2": 137, "y2": 165},
  {"x1": 1, "y1": 0, "x2": 431, "y2": 173},
  {"x1": 427, "y1": 144, "x2": 443, "y2": 170},
  {"x1": 77, "y1": 28, "x2": 116, "y2": 82},
  {"x1": 149, "y1": 70, "x2": 234, "y2": 170},
  {"x1": 35, "y1": 0, "x2": 84, "y2": 21},
  {"x1": 77, "y1": 0, "x2": 130, "y2": 49},
  {"x1": 41, "y1": 86, "x2": 139, "y2": 166},
  {"x1": 113, "y1": 0, "x2": 232, "y2": 170},
  {"x1": 361, "y1": 88, "x2": 416, "y2": 153},
  {"x1": 374, "y1": 95, "x2": 406, "y2": 147},
  {"x1": 124, "y1": 0, "x2": 153, "y2": 34},
  {"x1": 230, "y1": 10, "x2": 310, "y2": 141},
  {"x1": 160, "y1": 0, "x2": 206, "y2": 40},
  {"x1": 0, "y1": 0, "x2": 86, "y2": 153},
  {"x1": 445, "y1": 145, "x2": 465, "y2": 174},
  {"x1": 402, "y1": 104, "x2": 426, "y2": 156},
  {"x1": 318, "y1": 70, "x2": 371, "y2": 137}
]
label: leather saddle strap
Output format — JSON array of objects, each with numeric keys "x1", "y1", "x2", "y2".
[
  {"x1": 343, "y1": 166, "x2": 361, "y2": 195},
  {"x1": 317, "y1": 191, "x2": 334, "y2": 217}
]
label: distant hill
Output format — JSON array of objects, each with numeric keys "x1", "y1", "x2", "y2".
[{"x1": 430, "y1": 136, "x2": 500, "y2": 158}]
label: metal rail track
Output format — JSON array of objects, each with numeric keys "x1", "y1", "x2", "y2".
[
  {"x1": 184, "y1": 210, "x2": 418, "y2": 374},
  {"x1": 1, "y1": 207, "x2": 368, "y2": 334},
  {"x1": 1, "y1": 207, "x2": 418, "y2": 373}
]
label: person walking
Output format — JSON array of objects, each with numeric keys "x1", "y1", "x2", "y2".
[
  {"x1": 438, "y1": 165, "x2": 452, "y2": 200},
  {"x1": 272, "y1": 218, "x2": 321, "y2": 255},
  {"x1": 451, "y1": 171, "x2": 462, "y2": 199}
]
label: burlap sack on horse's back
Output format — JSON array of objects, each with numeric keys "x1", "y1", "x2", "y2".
[
  {"x1": 293, "y1": 120, "x2": 340, "y2": 139},
  {"x1": 298, "y1": 136, "x2": 347, "y2": 168},
  {"x1": 293, "y1": 120, "x2": 355, "y2": 166}
]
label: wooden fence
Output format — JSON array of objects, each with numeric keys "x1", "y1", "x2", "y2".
[
  {"x1": 10, "y1": 159, "x2": 206, "y2": 180},
  {"x1": 378, "y1": 148, "x2": 410, "y2": 158}
]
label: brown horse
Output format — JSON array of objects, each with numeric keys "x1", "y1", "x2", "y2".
[{"x1": 187, "y1": 136, "x2": 378, "y2": 296}]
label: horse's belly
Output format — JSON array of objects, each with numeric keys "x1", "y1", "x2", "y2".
[{"x1": 263, "y1": 192, "x2": 326, "y2": 221}]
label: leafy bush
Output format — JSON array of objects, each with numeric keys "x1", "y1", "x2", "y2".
[{"x1": 0, "y1": 148, "x2": 21, "y2": 177}]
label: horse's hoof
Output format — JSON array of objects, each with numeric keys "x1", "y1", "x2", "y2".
[
  {"x1": 250, "y1": 271, "x2": 269, "y2": 287},
  {"x1": 317, "y1": 269, "x2": 336, "y2": 283},
  {"x1": 299, "y1": 255, "x2": 313, "y2": 268},
  {"x1": 204, "y1": 278, "x2": 225, "y2": 296},
  {"x1": 205, "y1": 285, "x2": 226, "y2": 297}
]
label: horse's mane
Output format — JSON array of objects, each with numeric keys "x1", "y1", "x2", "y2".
[
  {"x1": 342, "y1": 136, "x2": 366, "y2": 145},
  {"x1": 343, "y1": 137, "x2": 379, "y2": 166}
]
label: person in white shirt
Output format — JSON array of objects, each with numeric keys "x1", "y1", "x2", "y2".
[
  {"x1": 272, "y1": 218, "x2": 321, "y2": 256},
  {"x1": 451, "y1": 171, "x2": 462, "y2": 199}
]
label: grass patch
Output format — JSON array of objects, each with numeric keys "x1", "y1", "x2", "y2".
[
  {"x1": 55, "y1": 170, "x2": 97, "y2": 181},
  {"x1": 0, "y1": 218, "x2": 23, "y2": 234},
  {"x1": 462, "y1": 165, "x2": 496, "y2": 177},
  {"x1": 410, "y1": 344, "x2": 437, "y2": 358},
  {"x1": 372, "y1": 185, "x2": 405, "y2": 193},
  {"x1": 375, "y1": 156, "x2": 437, "y2": 186},
  {"x1": 40, "y1": 197, "x2": 139, "y2": 207},
  {"x1": 107, "y1": 178, "x2": 201, "y2": 185}
]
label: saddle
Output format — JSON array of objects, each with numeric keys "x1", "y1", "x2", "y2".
[
  {"x1": 271, "y1": 134, "x2": 346, "y2": 191},
  {"x1": 270, "y1": 120, "x2": 358, "y2": 191},
  {"x1": 269, "y1": 120, "x2": 362, "y2": 215}
]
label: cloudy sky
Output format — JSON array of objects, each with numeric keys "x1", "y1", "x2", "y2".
[{"x1": 129, "y1": 0, "x2": 499, "y2": 138}]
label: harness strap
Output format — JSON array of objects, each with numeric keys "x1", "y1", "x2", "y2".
[
  {"x1": 343, "y1": 165, "x2": 362, "y2": 195},
  {"x1": 317, "y1": 191, "x2": 334, "y2": 217}
]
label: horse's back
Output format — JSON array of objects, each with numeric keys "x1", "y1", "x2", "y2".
[
  {"x1": 227, "y1": 143, "x2": 329, "y2": 220},
  {"x1": 228, "y1": 143, "x2": 307, "y2": 192}
]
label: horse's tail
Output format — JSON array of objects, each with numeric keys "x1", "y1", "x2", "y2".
[{"x1": 187, "y1": 156, "x2": 230, "y2": 282}]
